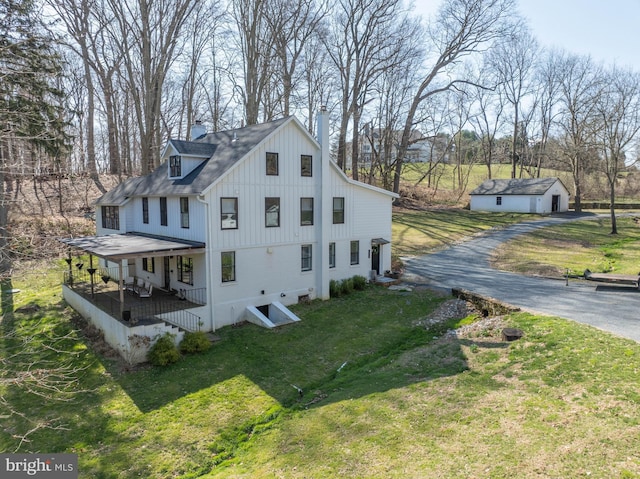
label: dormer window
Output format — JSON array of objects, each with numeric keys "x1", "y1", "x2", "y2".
[{"x1": 169, "y1": 155, "x2": 182, "y2": 177}]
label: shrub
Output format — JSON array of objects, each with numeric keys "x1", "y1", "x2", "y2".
[
  {"x1": 329, "y1": 279, "x2": 341, "y2": 298},
  {"x1": 340, "y1": 278, "x2": 354, "y2": 295},
  {"x1": 180, "y1": 331, "x2": 211, "y2": 354},
  {"x1": 352, "y1": 275, "x2": 367, "y2": 291},
  {"x1": 148, "y1": 333, "x2": 180, "y2": 366}
]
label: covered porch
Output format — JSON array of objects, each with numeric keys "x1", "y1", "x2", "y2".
[{"x1": 60, "y1": 233, "x2": 208, "y2": 332}]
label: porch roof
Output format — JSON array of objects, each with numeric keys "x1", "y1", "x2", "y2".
[{"x1": 60, "y1": 233, "x2": 206, "y2": 261}]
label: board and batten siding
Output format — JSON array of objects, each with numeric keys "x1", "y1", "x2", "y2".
[
  {"x1": 124, "y1": 195, "x2": 207, "y2": 243},
  {"x1": 210, "y1": 120, "x2": 321, "y2": 250}
]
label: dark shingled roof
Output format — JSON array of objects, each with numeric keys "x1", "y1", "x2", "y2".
[
  {"x1": 97, "y1": 116, "x2": 292, "y2": 204},
  {"x1": 168, "y1": 140, "x2": 218, "y2": 157},
  {"x1": 469, "y1": 177, "x2": 561, "y2": 196}
]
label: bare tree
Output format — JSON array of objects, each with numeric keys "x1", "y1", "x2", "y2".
[
  {"x1": 472, "y1": 65, "x2": 504, "y2": 179},
  {"x1": 392, "y1": 0, "x2": 516, "y2": 194},
  {"x1": 326, "y1": 0, "x2": 420, "y2": 178},
  {"x1": 488, "y1": 25, "x2": 538, "y2": 179},
  {"x1": 446, "y1": 88, "x2": 477, "y2": 194},
  {"x1": 525, "y1": 49, "x2": 562, "y2": 178},
  {"x1": 555, "y1": 52, "x2": 604, "y2": 212},
  {"x1": 302, "y1": 30, "x2": 335, "y2": 135},
  {"x1": 230, "y1": 0, "x2": 272, "y2": 125},
  {"x1": 106, "y1": 0, "x2": 198, "y2": 174},
  {"x1": 595, "y1": 67, "x2": 640, "y2": 234},
  {"x1": 264, "y1": 0, "x2": 327, "y2": 120},
  {"x1": 46, "y1": 0, "x2": 108, "y2": 190},
  {"x1": 409, "y1": 93, "x2": 455, "y2": 191},
  {"x1": 363, "y1": 53, "x2": 422, "y2": 189}
]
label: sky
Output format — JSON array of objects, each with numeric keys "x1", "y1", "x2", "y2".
[{"x1": 412, "y1": 0, "x2": 640, "y2": 71}]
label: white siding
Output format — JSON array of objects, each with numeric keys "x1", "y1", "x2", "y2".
[
  {"x1": 89, "y1": 116, "x2": 396, "y2": 332},
  {"x1": 210, "y1": 121, "x2": 320, "y2": 250},
  {"x1": 125, "y1": 195, "x2": 207, "y2": 242},
  {"x1": 470, "y1": 180, "x2": 570, "y2": 213},
  {"x1": 470, "y1": 195, "x2": 533, "y2": 213},
  {"x1": 201, "y1": 119, "x2": 396, "y2": 329}
]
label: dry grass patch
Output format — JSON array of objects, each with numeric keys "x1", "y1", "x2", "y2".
[{"x1": 491, "y1": 216, "x2": 640, "y2": 277}]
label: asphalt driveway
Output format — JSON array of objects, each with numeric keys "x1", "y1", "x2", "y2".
[{"x1": 403, "y1": 213, "x2": 640, "y2": 342}]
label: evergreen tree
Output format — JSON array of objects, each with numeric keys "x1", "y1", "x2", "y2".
[{"x1": 0, "y1": 0, "x2": 68, "y2": 273}]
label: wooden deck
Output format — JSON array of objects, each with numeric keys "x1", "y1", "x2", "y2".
[{"x1": 68, "y1": 280, "x2": 204, "y2": 328}]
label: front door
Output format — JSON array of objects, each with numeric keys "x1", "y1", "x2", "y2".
[
  {"x1": 371, "y1": 244, "x2": 380, "y2": 274},
  {"x1": 552, "y1": 195, "x2": 560, "y2": 212}
]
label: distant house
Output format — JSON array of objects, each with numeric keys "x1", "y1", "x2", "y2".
[
  {"x1": 350, "y1": 128, "x2": 436, "y2": 167},
  {"x1": 469, "y1": 177, "x2": 570, "y2": 213},
  {"x1": 60, "y1": 111, "x2": 398, "y2": 360}
]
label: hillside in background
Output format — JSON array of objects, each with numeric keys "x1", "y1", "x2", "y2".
[{"x1": 8, "y1": 165, "x2": 640, "y2": 264}]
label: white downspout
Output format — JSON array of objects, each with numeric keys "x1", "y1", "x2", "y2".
[{"x1": 197, "y1": 194, "x2": 216, "y2": 332}]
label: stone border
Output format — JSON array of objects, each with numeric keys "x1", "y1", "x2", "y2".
[{"x1": 451, "y1": 288, "x2": 520, "y2": 317}]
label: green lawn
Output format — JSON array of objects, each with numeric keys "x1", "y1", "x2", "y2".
[
  {"x1": 392, "y1": 208, "x2": 538, "y2": 257},
  {"x1": 3, "y1": 212, "x2": 640, "y2": 478},
  {"x1": 491, "y1": 215, "x2": 640, "y2": 276},
  {"x1": 3, "y1": 261, "x2": 640, "y2": 477}
]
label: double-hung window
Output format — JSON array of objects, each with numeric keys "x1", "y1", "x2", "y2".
[
  {"x1": 142, "y1": 197, "x2": 149, "y2": 224},
  {"x1": 496, "y1": 196, "x2": 502, "y2": 206},
  {"x1": 177, "y1": 256, "x2": 193, "y2": 285},
  {"x1": 301, "y1": 244, "x2": 312, "y2": 272},
  {"x1": 301, "y1": 155, "x2": 312, "y2": 176},
  {"x1": 350, "y1": 240, "x2": 360, "y2": 265},
  {"x1": 180, "y1": 197, "x2": 190, "y2": 229},
  {"x1": 142, "y1": 257, "x2": 155, "y2": 273},
  {"x1": 265, "y1": 197, "x2": 280, "y2": 227},
  {"x1": 160, "y1": 197, "x2": 168, "y2": 226},
  {"x1": 221, "y1": 252, "x2": 236, "y2": 282},
  {"x1": 101, "y1": 206, "x2": 119, "y2": 230},
  {"x1": 169, "y1": 155, "x2": 182, "y2": 177},
  {"x1": 221, "y1": 197, "x2": 238, "y2": 229},
  {"x1": 333, "y1": 197, "x2": 345, "y2": 224},
  {"x1": 300, "y1": 197, "x2": 314, "y2": 226}
]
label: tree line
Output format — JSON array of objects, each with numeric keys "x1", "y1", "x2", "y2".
[{"x1": 2, "y1": 0, "x2": 640, "y2": 220}]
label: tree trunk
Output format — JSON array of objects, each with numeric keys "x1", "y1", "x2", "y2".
[
  {"x1": 351, "y1": 108, "x2": 361, "y2": 181},
  {"x1": 609, "y1": 179, "x2": 618, "y2": 234},
  {"x1": 0, "y1": 138, "x2": 9, "y2": 275},
  {"x1": 511, "y1": 110, "x2": 518, "y2": 179}
]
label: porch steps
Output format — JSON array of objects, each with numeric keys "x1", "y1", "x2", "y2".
[
  {"x1": 245, "y1": 301, "x2": 301, "y2": 329},
  {"x1": 162, "y1": 321, "x2": 184, "y2": 334}
]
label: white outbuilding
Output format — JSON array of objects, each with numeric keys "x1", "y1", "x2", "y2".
[{"x1": 469, "y1": 177, "x2": 570, "y2": 213}]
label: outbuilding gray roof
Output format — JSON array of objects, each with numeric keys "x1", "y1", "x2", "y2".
[
  {"x1": 97, "y1": 116, "x2": 292, "y2": 204},
  {"x1": 469, "y1": 177, "x2": 562, "y2": 196}
]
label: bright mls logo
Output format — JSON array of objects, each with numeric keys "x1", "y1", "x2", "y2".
[{"x1": 0, "y1": 454, "x2": 78, "y2": 478}]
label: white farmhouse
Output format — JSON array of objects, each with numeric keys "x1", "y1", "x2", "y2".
[
  {"x1": 61, "y1": 111, "x2": 398, "y2": 355},
  {"x1": 469, "y1": 177, "x2": 570, "y2": 213}
]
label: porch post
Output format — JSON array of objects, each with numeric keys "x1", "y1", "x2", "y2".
[
  {"x1": 89, "y1": 255, "x2": 95, "y2": 297},
  {"x1": 118, "y1": 260, "x2": 125, "y2": 314}
]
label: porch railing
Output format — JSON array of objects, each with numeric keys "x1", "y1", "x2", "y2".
[
  {"x1": 63, "y1": 271, "x2": 206, "y2": 332},
  {"x1": 63, "y1": 265, "x2": 125, "y2": 285}
]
